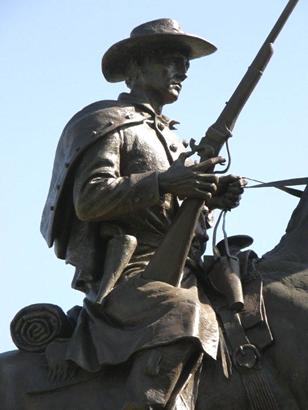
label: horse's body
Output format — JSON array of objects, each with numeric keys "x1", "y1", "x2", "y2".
[
  {"x1": 197, "y1": 184, "x2": 308, "y2": 409},
  {"x1": 1, "y1": 186, "x2": 308, "y2": 410},
  {"x1": 197, "y1": 259, "x2": 308, "y2": 410}
]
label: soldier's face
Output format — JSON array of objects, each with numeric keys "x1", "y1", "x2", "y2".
[{"x1": 140, "y1": 51, "x2": 190, "y2": 105}]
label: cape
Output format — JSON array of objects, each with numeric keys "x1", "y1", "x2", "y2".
[{"x1": 40, "y1": 99, "x2": 148, "y2": 260}]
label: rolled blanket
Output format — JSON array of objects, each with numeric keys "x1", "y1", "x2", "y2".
[{"x1": 10, "y1": 303, "x2": 74, "y2": 352}]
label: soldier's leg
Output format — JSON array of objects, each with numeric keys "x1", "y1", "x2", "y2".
[{"x1": 123, "y1": 339, "x2": 203, "y2": 409}]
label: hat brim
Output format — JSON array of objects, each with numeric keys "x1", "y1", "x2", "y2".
[
  {"x1": 102, "y1": 33, "x2": 217, "y2": 83},
  {"x1": 216, "y1": 235, "x2": 254, "y2": 254}
]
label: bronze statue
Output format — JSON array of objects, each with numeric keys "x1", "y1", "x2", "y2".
[
  {"x1": 40, "y1": 18, "x2": 244, "y2": 408},
  {"x1": 1, "y1": 2, "x2": 305, "y2": 409}
]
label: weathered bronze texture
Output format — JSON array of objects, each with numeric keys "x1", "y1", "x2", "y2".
[
  {"x1": 102, "y1": 18, "x2": 217, "y2": 83},
  {"x1": 35, "y1": 18, "x2": 244, "y2": 408},
  {"x1": 0, "y1": 2, "x2": 305, "y2": 409}
]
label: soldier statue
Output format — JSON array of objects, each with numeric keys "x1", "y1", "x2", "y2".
[{"x1": 40, "y1": 19, "x2": 244, "y2": 409}]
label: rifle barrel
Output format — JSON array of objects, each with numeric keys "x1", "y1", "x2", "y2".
[
  {"x1": 200, "y1": 0, "x2": 299, "y2": 160},
  {"x1": 263, "y1": 0, "x2": 298, "y2": 46}
]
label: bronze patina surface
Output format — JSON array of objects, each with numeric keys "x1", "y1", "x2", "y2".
[
  {"x1": 38, "y1": 19, "x2": 244, "y2": 407},
  {"x1": 1, "y1": 4, "x2": 306, "y2": 409}
]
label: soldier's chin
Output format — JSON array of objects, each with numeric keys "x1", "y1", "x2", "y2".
[{"x1": 165, "y1": 89, "x2": 180, "y2": 104}]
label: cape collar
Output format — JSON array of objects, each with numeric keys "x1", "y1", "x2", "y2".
[{"x1": 118, "y1": 92, "x2": 179, "y2": 128}]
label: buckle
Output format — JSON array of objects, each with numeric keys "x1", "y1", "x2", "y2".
[{"x1": 233, "y1": 343, "x2": 260, "y2": 369}]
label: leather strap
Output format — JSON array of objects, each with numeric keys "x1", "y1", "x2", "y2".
[
  {"x1": 210, "y1": 253, "x2": 277, "y2": 409},
  {"x1": 239, "y1": 254, "x2": 274, "y2": 351},
  {"x1": 218, "y1": 308, "x2": 279, "y2": 410},
  {"x1": 245, "y1": 176, "x2": 308, "y2": 198}
]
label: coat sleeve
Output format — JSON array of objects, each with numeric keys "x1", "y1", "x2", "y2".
[{"x1": 73, "y1": 130, "x2": 161, "y2": 222}]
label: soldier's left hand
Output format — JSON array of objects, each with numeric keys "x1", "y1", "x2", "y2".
[{"x1": 208, "y1": 175, "x2": 246, "y2": 210}]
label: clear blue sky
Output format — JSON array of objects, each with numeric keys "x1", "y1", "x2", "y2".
[{"x1": 1, "y1": 0, "x2": 307, "y2": 352}]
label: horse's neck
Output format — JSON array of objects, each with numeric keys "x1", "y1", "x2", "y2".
[{"x1": 263, "y1": 185, "x2": 308, "y2": 264}]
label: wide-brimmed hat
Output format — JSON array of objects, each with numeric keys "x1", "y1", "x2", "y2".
[{"x1": 102, "y1": 18, "x2": 217, "y2": 83}]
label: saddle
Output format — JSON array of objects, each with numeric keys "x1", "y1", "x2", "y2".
[{"x1": 10, "y1": 238, "x2": 277, "y2": 407}]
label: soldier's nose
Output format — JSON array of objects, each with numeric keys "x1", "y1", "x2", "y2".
[{"x1": 175, "y1": 73, "x2": 187, "y2": 82}]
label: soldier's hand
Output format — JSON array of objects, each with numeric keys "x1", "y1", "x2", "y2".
[
  {"x1": 208, "y1": 175, "x2": 247, "y2": 210},
  {"x1": 158, "y1": 154, "x2": 225, "y2": 202}
]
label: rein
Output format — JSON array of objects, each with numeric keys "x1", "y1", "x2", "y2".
[
  {"x1": 197, "y1": 137, "x2": 307, "y2": 199},
  {"x1": 244, "y1": 176, "x2": 307, "y2": 198}
]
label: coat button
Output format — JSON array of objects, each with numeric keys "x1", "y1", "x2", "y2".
[{"x1": 169, "y1": 144, "x2": 178, "y2": 152}]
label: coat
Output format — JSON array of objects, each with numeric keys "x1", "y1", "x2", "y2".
[{"x1": 41, "y1": 93, "x2": 219, "y2": 371}]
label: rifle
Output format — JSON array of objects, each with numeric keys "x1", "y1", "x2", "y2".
[
  {"x1": 196, "y1": 0, "x2": 299, "y2": 163},
  {"x1": 142, "y1": 0, "x2": 299, "y2": 290}
]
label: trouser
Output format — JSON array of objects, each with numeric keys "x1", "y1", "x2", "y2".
[{"x1": 122, "y1": 339, "x2": 203, "y2": 410}]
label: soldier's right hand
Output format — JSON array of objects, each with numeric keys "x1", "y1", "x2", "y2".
[{"x1": 158, "y1": 154, "x2": 225, "y2": 202}]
